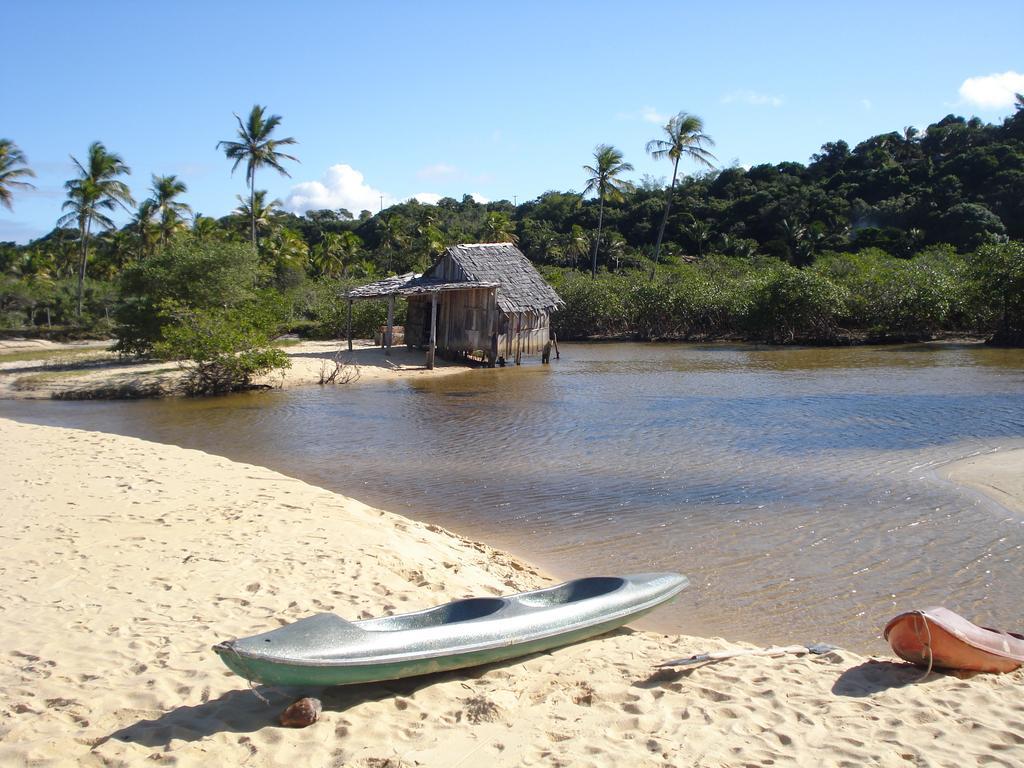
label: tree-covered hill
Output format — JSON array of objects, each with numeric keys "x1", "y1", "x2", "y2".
[{"x1": 2, "y1": 103, "x2": 1023, "y2": 347}]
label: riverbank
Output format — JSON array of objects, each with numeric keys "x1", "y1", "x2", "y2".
[
  {"x1": 944, "y1": 448, "x2": 1024, "y2": 517},
  {"x1": 0, "y1": 338, "x2": 471, "y2": 399},
  {"x1": 2, "y1": 418, "x2": 1022, "y2": 766}
]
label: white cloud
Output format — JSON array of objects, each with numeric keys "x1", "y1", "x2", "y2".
[
  {"x1": 861, "y1": 98, "x2": 873, "y2": 111},
  {"x1": 721, "y1": 90, "x2": 784, "y2": 108},
  {"x1": 411, "y1": 192, "x2": 442, "y2": 205},
  {"x1": 959, "y1": 70, "x2": 1024, "y2": 109},
  {"x1": 640, "y1": 106, "x2": 668, "y2": 124},
  {"x1": 417, "y1": 163, "x2": 459, "y2": 180},
  {"x1": 285, "y1": 164, "x2": 394, "y2": 215},
  {"x1": 468, "y1": 192, "x2": 490, "y2": 204},
  {"x1": 615, "y1": 106, "x2": 669, "y2": 124}
]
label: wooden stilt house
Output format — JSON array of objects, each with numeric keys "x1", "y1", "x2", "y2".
[{"x1": 344, "y1": 243, "x2": 563, "y2": 367}]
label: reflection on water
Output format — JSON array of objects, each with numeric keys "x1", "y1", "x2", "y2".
[{"x1": 3, "y1": 342, "x2": 1024, "y2": 652}]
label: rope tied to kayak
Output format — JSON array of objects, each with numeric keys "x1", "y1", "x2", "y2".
[
  {"x1": 224, "y1": 638, "x2": 272, "y2": 708},
  {"x1": 913, "y1": 610, "x2": 935, "y2": 682}
]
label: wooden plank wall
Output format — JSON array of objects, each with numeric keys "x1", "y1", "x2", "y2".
[
  {"x1": 436, "y1": 287, "x2": 495, "y2": 352},
  {"x1": 405, "y1": 288, "x2": 498, "y2": 355},
  {"x1": 496, "y1": 310, "x2": 550, "y2": 359}
]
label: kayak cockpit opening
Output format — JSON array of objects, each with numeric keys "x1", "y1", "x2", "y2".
[
  {"x1": 357, "y1": 597, "x2": 507, "y2": 631},
  {"x1": 516, "y1": 576, "x2": 625, "y2": 607}
]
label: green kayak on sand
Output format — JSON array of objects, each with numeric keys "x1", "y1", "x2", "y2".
[{"x1": 213, "y1": 572, "x2": 688, "y2": 687}]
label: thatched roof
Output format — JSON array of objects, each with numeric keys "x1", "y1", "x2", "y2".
[
  {"x1": 344, "y1": 243, "x2": 562, "y2": 313},
  {"x1": 345, "y1": 272, "x2": 499, "y2": 300},
  {"x1": 435, "y1": 243, "x2": 563, "y2": 313},
  {"x1": 345, "y1": 273, "x2": 419, "y2": 299},
  {"x1": 397, "y1": 278, "x2": 499, "y2": 296}
]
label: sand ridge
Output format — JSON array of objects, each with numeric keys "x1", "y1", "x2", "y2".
[
  {"x1": 0, "y1": 339, "x2": 471, "y2": 400},
  {"x1": 1, "y1": 417, "x2": 1023, "y2": 766},
  {"x1": 942, "y1": 448, "x2": 1024, "y2": 518}
]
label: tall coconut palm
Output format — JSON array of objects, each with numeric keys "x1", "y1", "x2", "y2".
[
  {"x1": 582, "y1": 144, "x2": 633, "y2": 277},
  {"x1": 57, "y1": 142, "x2": 134, "y2": 317},
  {"x1": 217, "y1": 105, "x2": 298, "y2": 248},
  {"x1": 0, "y1": 139, "x2": 37, "y2": 211},
  {"x1": 150, "y1": 174, "x2": 192, "y2": 245},
  {"x1": 646, "y1": 112, "x2": 716, "y2": 278}
]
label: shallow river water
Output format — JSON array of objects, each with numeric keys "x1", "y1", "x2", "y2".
[{"x1": 4, "y1": 342, "x2": 1024, "y2": 653}]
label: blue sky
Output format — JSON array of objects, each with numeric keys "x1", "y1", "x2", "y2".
[{"x1": 3, "y1": 0, "x2": 1022, "y2": 243}]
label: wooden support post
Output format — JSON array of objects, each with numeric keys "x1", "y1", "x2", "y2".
[
  {"x1": 427, "y1": 291, "x2": 438, "y2": 369},
  {"x1": 515, "y1": 312, "x2": 523, "y2": 365},
  {"x1": 346, "y1": 300, "x2": 353, "y2": 351},
  {"x1": 385, "y1": 294, "x2": 395, "y2": 356}
]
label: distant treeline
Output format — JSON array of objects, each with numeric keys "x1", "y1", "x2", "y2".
[
  {"x1": 2, "y1": 106, "x2": 1023, "y2": 346},
  {"x1": 546, "y1": 243, "x2": 1023, "y2": 345}
]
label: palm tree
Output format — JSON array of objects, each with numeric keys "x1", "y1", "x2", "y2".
[
  {"x1": 233, "y1": 189, "x2": 282, "y2": 241},
  {"x1": 604, "y1": 232, "x2": 629, "y2": 271},
  {"x1": 265, "y1": 228, "x2": 309, "y2": 272},
  {"x1": 0, "y1": 139, "x2": 37, "y2": 210},
  {"x1": 217, "y1": 105, "x2": 298, "y2": 248},
  {"x1": 97, "y1": 229, "x2": 135, "y2": 278},
  {"x1": 685, "y1": 219, "x2": 714, "y2": 259},
  {"x1": 336, "y1": 230, "x2": 363, "y2": 277},
  {"x1": 57, "y1": 142, "x2": 134, "y2": 317},
  {"x1": 376, "y1": 216, "x2": 407, "y2": 273},
  {"x1": 150, "y1": 174, "x2": 192, "y2": 245},
  {"x1": 414, "y1": 212, "x2": 446, "y2": 271},
  {"x1": 312, "y1": 232, "x2": 346, "y2": 278},
  {"x1": 779, "y1": 217, "x2": 808, "y2": 264},
  {"x1": 191, "y1": 214, "x2": 222, "y2": 242},
  {"x1": 582, "y1": 144, "x2": 633, "y2": 277},
  {"x1": 646, "y1": 112, "x2": 716, "y2": 278},
  {"x1": 541, "y1": 236, "x2": 564, "y2": 265},
  {"x1": 565, "y1": 225, "x2": 591, "y2": 269},
  {"x1": 482, "y1": 211, "x2": 518, "y2": 243},
  {"x1": 132, "y1": 199, "x2": 159, "y2": 259}
]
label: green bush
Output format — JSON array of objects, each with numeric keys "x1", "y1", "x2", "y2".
[
  {"x1": 116, "y1": 237, "x2": 265, "y2": 356},
  {"x1": 628, "y1": 279, "x2": 677, "y2": 339},
  {"x1": 748, "y1": 265, "x2": 848, "y2": 343},
  {"x1": 970, "y1": 241, "x2": 1024, "y2": 345},
  {"x1": 548, "y1": 269, "x2": 630, "y2": 339},
  {"x1": 153, "y1": 302, "x2": 291, "y2": 395}
]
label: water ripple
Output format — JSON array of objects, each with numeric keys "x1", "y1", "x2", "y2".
[{"x1": 3, "y1": 341, "x2": 1024, "y2": 652}]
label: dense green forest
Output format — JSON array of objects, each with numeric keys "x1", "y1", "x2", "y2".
[{"x1": 2, "y1": 100, "x2": 1023, "y2": 351}]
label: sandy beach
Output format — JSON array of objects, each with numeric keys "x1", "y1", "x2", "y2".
[
  {"x1": 2, "y1": 418, "x2": 1023, "y2": 767},
  {"x1": 0, "y1": 338, "x2": 472, "y2": 400}
]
